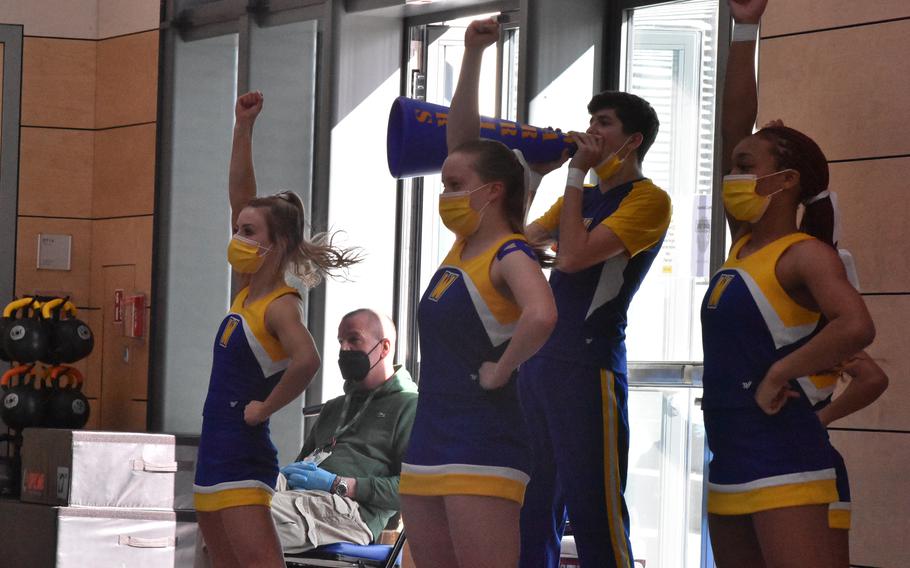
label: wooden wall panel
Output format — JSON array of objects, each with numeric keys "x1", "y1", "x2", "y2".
[
  {"x1": 762, "y1": 0, "x2": 910, "y2": 37},
  {"x1": 15, "y1": 217, "x2": 92, "y2": 306},
  {"x1": 829, "y1": 430, "x2": 910, "y2": 567},
  {"x1": 93, "y1": 123, "x2": 156, "y2": 218},
  {"x1": 83, "y1": 399, "x2": 101, "y2": 430},
  {"x1": 99, "y1": 264, "x2": 148, "y2": 432},
  {"x1": 21, "y1": 37, "x2": 95, "y2": 128},
  {"x1": 831, "y1": 296, "x2": 910, "y2": 432},
  {"x1": 18, "y1": 127, "x2": 94, "y2": 218},
  {"x1": 757, "y1": 20, "x2": 910, "y2": 161},
  {"x1": 69, "y1": 308, "x2": 102, "y2": 399},
  {"x1": 830, "y1": 157, "x2": 910, "y2": 294},
  {"x1": 90, "y1": 216, "x2": 153, "y2": 308},
  {"x1": 95, "y1": 30, "x2": 158, "y2": 128}
]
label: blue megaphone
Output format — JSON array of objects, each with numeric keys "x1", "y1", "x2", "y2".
[{"x1": 386, "y1": 96, "x2": 576, "y2": 179}]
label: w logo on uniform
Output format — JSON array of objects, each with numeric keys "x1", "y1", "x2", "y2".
[
  {"x1": 429, "y1": 271, "x2": 460, "y2": 302},
  {"x1": 707, "y1": 274, "x2": 735, "y2": 309}
]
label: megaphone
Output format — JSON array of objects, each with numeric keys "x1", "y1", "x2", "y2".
[{"x1": 387, "y1": 96, "x2": 575, "y2": 179}]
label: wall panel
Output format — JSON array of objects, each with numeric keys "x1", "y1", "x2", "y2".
[
  {"x1": 90, "y1": 216, "x2": 153, "y2": 308},
  {"x1": 829, "y1": 430, "x2": 910, "y2": 567},
  {"x1": 830, "y1": 157, "x2": 910, "y2": 294},
  {"x1": 831, "y1": 296, "x2": 910, "y2": 433},
  {"x1": 757, "y1": 19, "x2": 910, "y2": 161},
  {"x1": 21, "y1": 37, "x2": 95, "y2": 128},
  {"x1": 762, "y1": 0, "x2": 910, "y2": 38},
  {"x1": 95, "y1": 30, "x2": 158, "y2": 128},
  {"x1": 15, "y1": 217, "x2": 92, "y2": 305},
  {"x1": 93, "y1": 123, "x2": 157, "y2": 218},
  {"x1": 18, "y1": 127, "x2": 94, "y2": 218}
]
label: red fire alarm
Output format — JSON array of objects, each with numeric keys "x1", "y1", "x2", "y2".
[{"x1": 124, "y1": 293, "x2": 146, "y2": 338}]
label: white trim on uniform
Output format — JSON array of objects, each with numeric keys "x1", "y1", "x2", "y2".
[
  {"x1": 439, "y1": 264, "x2": 516, "y2": 347},
  {"x1": 585, "y1": 255, "x2": 628, "y2": 320},
  {"x1": 401, "y1": 462, "x2": 530, "y2": 485},
  {"x1": 193, "y1": 479, "x2": 276, "y2": 494},
  {"x1": 730, "y1": 268, "x2": 818, "y2": 349},
  {"x1": 234, "y1": 313, "x2": 290, "y2": 378},
  {"x1": 708, "y1": 468, "x2": 836, "y2": 493}
]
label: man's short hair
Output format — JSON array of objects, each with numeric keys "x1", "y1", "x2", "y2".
[
  {"x1": 587, "y1": 91, "x2": 660, "y2": 165},
  {"x1": 340, "y1": 309, "x2": 397, "y2": 348}
]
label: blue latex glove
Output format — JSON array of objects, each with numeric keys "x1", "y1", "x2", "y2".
[{"x1": 281, "y1": 461, "x2": 338, "y2": 492}]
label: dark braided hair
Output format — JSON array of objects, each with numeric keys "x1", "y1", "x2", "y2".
[{"x1": 755, "y1": 126, "x2": 835, "y2": 248}]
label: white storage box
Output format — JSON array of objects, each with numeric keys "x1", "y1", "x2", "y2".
[
  {"x1": 21, "y1": 428, "x2": 178, "y2": 509},
  {"x1": 56, "y1": 507, "x2": 177, "y2": 568},
  {"x1": 0, "y1": 499, "x2": 176, "y2": 568}
]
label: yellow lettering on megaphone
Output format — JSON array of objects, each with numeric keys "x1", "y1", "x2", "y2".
[
  {"x1": 521, "y1": 125, "x2": 538, "y2": 139},
  {"x1": 435, "y1": 112, "x2": 448, "y2": 127},
  {"x1": 501, "y1": 122, "x2": 518, "y2": 136},
  {"x1": 480, "y1": 121, "x2": 496, "y2": 131},
  {"x1": 415, "y1": 110, "x2": 433, "y2": 124}
]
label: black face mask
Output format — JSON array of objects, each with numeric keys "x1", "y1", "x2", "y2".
[{"x1": 338, "y1": 340, "x2": 383, "y2": 382}]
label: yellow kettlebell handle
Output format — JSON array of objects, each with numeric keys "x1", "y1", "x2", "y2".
[
  {"x1": 41, "y1": 298, "x2": 66, "y2": 319},
  {"x1": 3, "y1": 297, "x2": 34, "y2": 318}
]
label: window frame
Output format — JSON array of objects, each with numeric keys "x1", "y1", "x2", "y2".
[
  {"x1": 152, "y1": 0, "x2": 332, "y2": 428},
  {"x1": 393, "y1": 3, "x2": 521, "y2": 380},
  {"x1": 0, "y1": 24, "x2": 23, "y2": 307},
  {"x1": 604, "y1": 0, "x2": 732, "y2": 377}
]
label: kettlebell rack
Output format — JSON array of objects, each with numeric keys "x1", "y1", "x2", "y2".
[{"x1": 1, "y1": 295, "x2": 95, "y2": 435}]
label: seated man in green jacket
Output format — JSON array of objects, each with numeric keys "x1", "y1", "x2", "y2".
[{"x1": 272, "y1": 308, "x2": 418, "y2": 552}]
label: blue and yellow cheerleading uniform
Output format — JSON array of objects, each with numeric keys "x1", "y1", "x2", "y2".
[
  {"x1": 194, "y1": 285, "x2": 299, "y2": 511},
  {"x1": 701, "y1": 233, "x2": 838, "y2": 516},
  {"x1": 400, "y1": 234, "x2": 537, "y2": 505},
  {"x1": 806, "y1": 369, "x2": 852, "y2": 530},
  {"x1": 519, "y1": 179, "x2": 671, "y2": 568}
]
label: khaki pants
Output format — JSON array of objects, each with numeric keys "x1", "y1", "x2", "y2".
[{"x1": 271, "y1": 489, "x2": 373, "y2": 554}]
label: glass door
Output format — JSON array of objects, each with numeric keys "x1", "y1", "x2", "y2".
[
  {"x1": 397, "y1": 13, "x2": 518, "y2": 381},
  {"x1": 156, "y1": 7, "x2": 320, "y2": 463},
  {"x1": 617, "y1": 1, "x2": 724, "y2": 566}
]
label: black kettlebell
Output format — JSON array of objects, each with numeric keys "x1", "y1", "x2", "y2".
[
  {"x1": 44, "y1": 299, "x2": 94, "y2": 364},
  {"x1": 0, "y1": 298, "x2": 34, "y2": 362},
  {"x1": 4, "y1": 299, "x2": 49, "y2": 364},
  {"x1": 46, "y1": 366, "x2": 90, "y2": 430},
  {"x1": 1, "y1": 365, "x2": 45, "y2": 431}
]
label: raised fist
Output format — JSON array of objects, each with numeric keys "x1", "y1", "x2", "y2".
[{"x1": 235, "y1": 90, "x2": 264, "y2": 125}]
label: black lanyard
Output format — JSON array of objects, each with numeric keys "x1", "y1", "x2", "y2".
[{"x1": 327, "y1": 388, "x2": 379, "y2": 449}]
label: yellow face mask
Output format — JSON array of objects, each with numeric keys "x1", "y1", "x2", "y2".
[
  {"x1": 227, "y1": 234, "x2": 272, "y2": 273},
  {"x1": 594, "y1": 137, "x2": 635, "y2": 181},
  {"x1": 722, "y1": 171, "x2": 791, "y2": 223},
  {"x1": 438, "y1": 183, "x2": 492, "y2": 237}
]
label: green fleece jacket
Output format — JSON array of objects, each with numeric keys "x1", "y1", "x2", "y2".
[{"x1": 296, "y1": 365, "x2": 418, "y2": 541}]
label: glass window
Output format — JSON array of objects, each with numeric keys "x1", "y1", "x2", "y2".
[
  {"x1": 620, "y1": 0, "x2": 720, "y2": 363},
  {"x1": 397, "y1": 13, "x2": 511, "y2": 378},
  {"x1": 156, "y1": 12, "x2": 320, "y2": 463},
  {"x1": 617, "y1": 2, "x2": 723, "y2": 567},
  {"x1": 627, "y1": 384, "x2": 708, "y2": 568},
  {"x1": 159, "y1": 32, "x2": 238, "y2": 435}
]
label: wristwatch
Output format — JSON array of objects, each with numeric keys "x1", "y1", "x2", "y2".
[{"x1": 333, "y1": 477, "x2": 349, "y2": 497}]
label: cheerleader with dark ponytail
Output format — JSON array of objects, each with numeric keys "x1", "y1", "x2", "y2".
[
  {"x1": 194, "y1": 90, "x2": 361, "y2": 567},
  {"x1": 701, "y1": 2, "x2": 877, "y2": 566}
]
